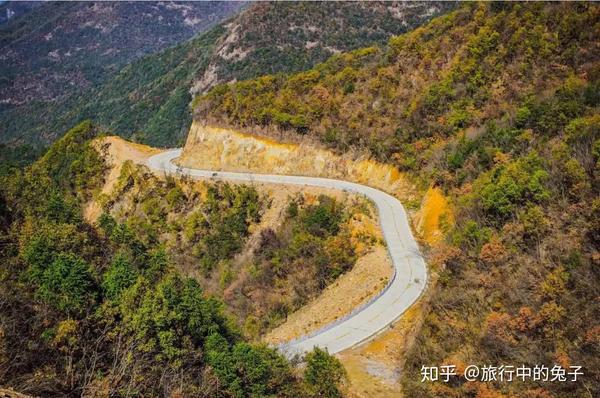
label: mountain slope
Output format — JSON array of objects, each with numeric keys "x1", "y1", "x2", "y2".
[
  {"x1": 194, "y1": 3, "x2": 598, "y2": 164},
  {"x1": 0, "y1": 1, "x2": 246, "y2": 144},
  {"x1": 0, "y1": 1, "x2": 454, "y2": 147},
  {"x1": 0, "y1": 1, "x2": 40, "y2": 25},
  {"x1": 191, "y1": 3, "x2": 600, "y2": 396},
  {"x1": 189, "y1": 1, "x2": 456, "y2": 95},
  {"x1": 0, "y1": 1, "x2": 244, "y2": 104}
]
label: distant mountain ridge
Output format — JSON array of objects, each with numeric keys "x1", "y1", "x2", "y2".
[
  {"x1": 190, "y1": 1, "x2": 456, "y2": 95},
  {"x1": 0, "y1": 1, "x2": 245, "y2": 105},
  {"x1": 0, "y1": 1, "x2": 246, "y2": 145}
]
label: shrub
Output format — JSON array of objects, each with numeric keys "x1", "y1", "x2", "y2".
[
  {"x1": 166, "y1": 186, "x2": 185, "y2": 209},
  {"x1": 304, "y1": 347, "x2": 347, "y2": 398},
  {"x1": 301, "y1": 195, "x2": 343, "y2": 236},
  {"x1": 475, "y1": 153, "x2": 550, "y2": 223},
  {"x1": 518, "y1": 205, "x2": 549, "y2": 242},
  {"x1": 36, "y1": 253, "x2": 97, "y2": 315},
  {"x1": 119, "y1": 274, "x2": 235, "y2": 366},
  {"x1": 205, "y1": 333, "x2": 298, "y2": 398}
]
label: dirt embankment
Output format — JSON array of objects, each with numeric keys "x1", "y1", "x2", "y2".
[
  {"x1": 177, "y1": 122, "x2": 417, "y2": 203},
  {"x1": 414, "y1": 186, "x2": 453, "y2": 245}
]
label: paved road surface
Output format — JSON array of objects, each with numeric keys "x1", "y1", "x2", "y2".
[{"x1": 147, "y1": 149, "x2": 427, "y2": 357}]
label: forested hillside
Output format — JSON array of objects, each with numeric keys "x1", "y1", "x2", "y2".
[
  {"x1": 0, "y1": 122, "x2": 351, "y2": 396},
  {"x1": 0, "y1": 1, "x2": 245, "y2": 145},
  {"x1": 101, "y1": 154, "x2": 374, "y2": 338},
  {"x1": 193, "y1": 3, "x2": 600, "y2": 396},
  {"x1": 0, "y1": 1, "x2": 454, "y2": 148},
  {"x1": 188, "y1": 1, "x2": 456, "y2": 96},
  {"x1": 2, "y1": 2, "x2": 598, "y2": 396}
]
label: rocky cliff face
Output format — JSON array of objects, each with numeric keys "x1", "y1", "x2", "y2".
[{"x1": 178, "y1": 122, "x2": 417, "y2": 202}]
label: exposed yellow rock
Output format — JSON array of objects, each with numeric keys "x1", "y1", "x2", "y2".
[
  {"x1": 414, "y1": 186, "x2": 453, "y2": 245},
  {"x1": 177, "y1": 123, "x2": 416, "y2": 202}
]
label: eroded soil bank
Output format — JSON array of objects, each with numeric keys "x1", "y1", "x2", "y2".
[{"x1": 177, "y1": 122, "x2": 418, "y2": 203}]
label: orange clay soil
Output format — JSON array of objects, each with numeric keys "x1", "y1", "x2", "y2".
[{"x1": 414, "y1": 186, "x2": 453, "y2": 245}]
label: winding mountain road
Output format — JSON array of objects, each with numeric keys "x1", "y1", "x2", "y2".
[{"x1": 147, "y1": 149, "x2": 427, "y2": 357}]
